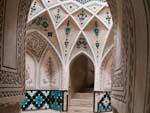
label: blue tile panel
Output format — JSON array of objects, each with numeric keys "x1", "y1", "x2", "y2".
[
  {"x1": 22, "y1": 90, "x2": 68, "y2": 112},
  {"x1": 97, "y1": 92, "x2": 112, "y2": 112},
  {"x1": 94, "y1": 91, "x2": 112, "y2": 113}
]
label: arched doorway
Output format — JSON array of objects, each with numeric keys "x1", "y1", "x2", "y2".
[
  {"x1": 70, "y1": 54, "x2": 95, "y2": 94},
  {"x1": 69, "y1": 54, "x2": 94, "y2": 113}
]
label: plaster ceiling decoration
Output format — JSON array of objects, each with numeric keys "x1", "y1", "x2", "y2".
[
  {"x1": 28, "y1": 13, "x2": 52, "y2": 35},
  {"x1": 27, "y1": 13, "x2": 62, "y2": 57},
  {"x1": 98, "y1": 7, "x2": 113, "y2": 28},
  {"x1": 86, "y1": 3, "x2": 103, "y2": 13},
  {"x1": 63, "y1": 2, "x2": 80, "y2": 13},
  {"x1": 26, "y1": 32, "x2": 48, "y2": 62},
  {"x1": 57, "y1": 17, "x2": 80, "y2": 58},
  {"x1": 84, "y1": 17, "x2": 108, "y2": 60},
  {"x1": 50, "y1": 6, "x2": 68, "y2": 27},
  {"x1": 73, "y1": 9, "x2": 92, "y2": 28},
  {"x1": 42, "y1": 0, "x2": 59, "y2": 7},
  {"x1": 28, "y1": 0, "x2": 45, "y2": 20},
  {"x1": 26, "y1": 0, "x2": 113, "y2": 64},
  {"x1": 69, "y1": 33, "x2": 95, "y2": 62}
]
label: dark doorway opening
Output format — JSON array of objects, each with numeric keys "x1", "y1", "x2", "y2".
[{"x1": 70, "y1": 54, "x2": 95, "y2": 94}]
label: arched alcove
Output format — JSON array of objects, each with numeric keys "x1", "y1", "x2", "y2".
[{"x1": 69, "y1": 53, "x2": 95, "y2": 94}]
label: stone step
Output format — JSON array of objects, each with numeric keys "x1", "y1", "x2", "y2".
[
  {"x1": 69, "y1": 104, "x2": 93, "y2": 108},
  {"x1": 67, "y1": 112, "x2": 93, "y2": 113},
  {"x1": 69, "y1": 99, "x2": 93, "y2": 107},
  {"x1": 72, "y1": 93, "x2": 93, "y2": 99},
  {"x1": 68, "y1": 93, "x2": 94, "y2": 113},
  {"x1": 79, "y1": 88, "x2": 93, "y2": 93},
  {"x1": 69, "y1": 106, "x2": 93, "y2": 111}
]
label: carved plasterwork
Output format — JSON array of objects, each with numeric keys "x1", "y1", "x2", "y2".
[
  {"x1": 26, "y1": 32, "x2": 48, "y2": 62},
  {"x1": 26, "y1": 0, "x2": 113, "y2": 63},
  {"x1": 27, "y1": 13, "x2": 62, "y2": 57},
  {"x1": 122, "y1": 1, "x2": 136, "y2": 112},
  {"x1": 0, "y1": 0, "x2": 32, "y2": 102},
  {"x1": 110, "y1": 1, "x2": 136, "y2": 113}
]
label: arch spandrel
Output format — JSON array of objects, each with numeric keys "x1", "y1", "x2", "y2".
[
  {"x1": 84, "y1": 17, "x2": 109, "y2": 62},
  {"x1": 68, "y1": 33, "x2": 96, "y2": 64},
  {"x1": 27, "y1": 12, "x2": 62, "y2": 57},
  {"x1": 57, "y1": 17, "x2": 80, "y2": 59}
]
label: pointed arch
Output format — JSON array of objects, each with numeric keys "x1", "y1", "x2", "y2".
[
  {"x1": 69, "y1": 51, "x2": 95, "y2": 69},
  {"x1": 69, "y1": 51, "x2": 95, "y2": 93}
]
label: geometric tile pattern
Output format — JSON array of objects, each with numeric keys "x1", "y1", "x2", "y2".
[
  {"x1": 22, "y1": 90, "x2": 68, "y2": 112},
  {"x1": 97, "y1": 92, "x2": 112, "y2": 112}
]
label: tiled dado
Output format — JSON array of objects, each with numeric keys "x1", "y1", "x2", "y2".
[
  {"x1": 94, "y1": 91, "x2": 112, "y2": 113},
  {"x1": 22, "y1": 90, "x2": 68, "y2": 112}
]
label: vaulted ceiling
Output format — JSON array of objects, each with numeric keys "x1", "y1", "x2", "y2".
[{"x1": 26, "y1": 0, "x2": 113, "y2": 66}]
